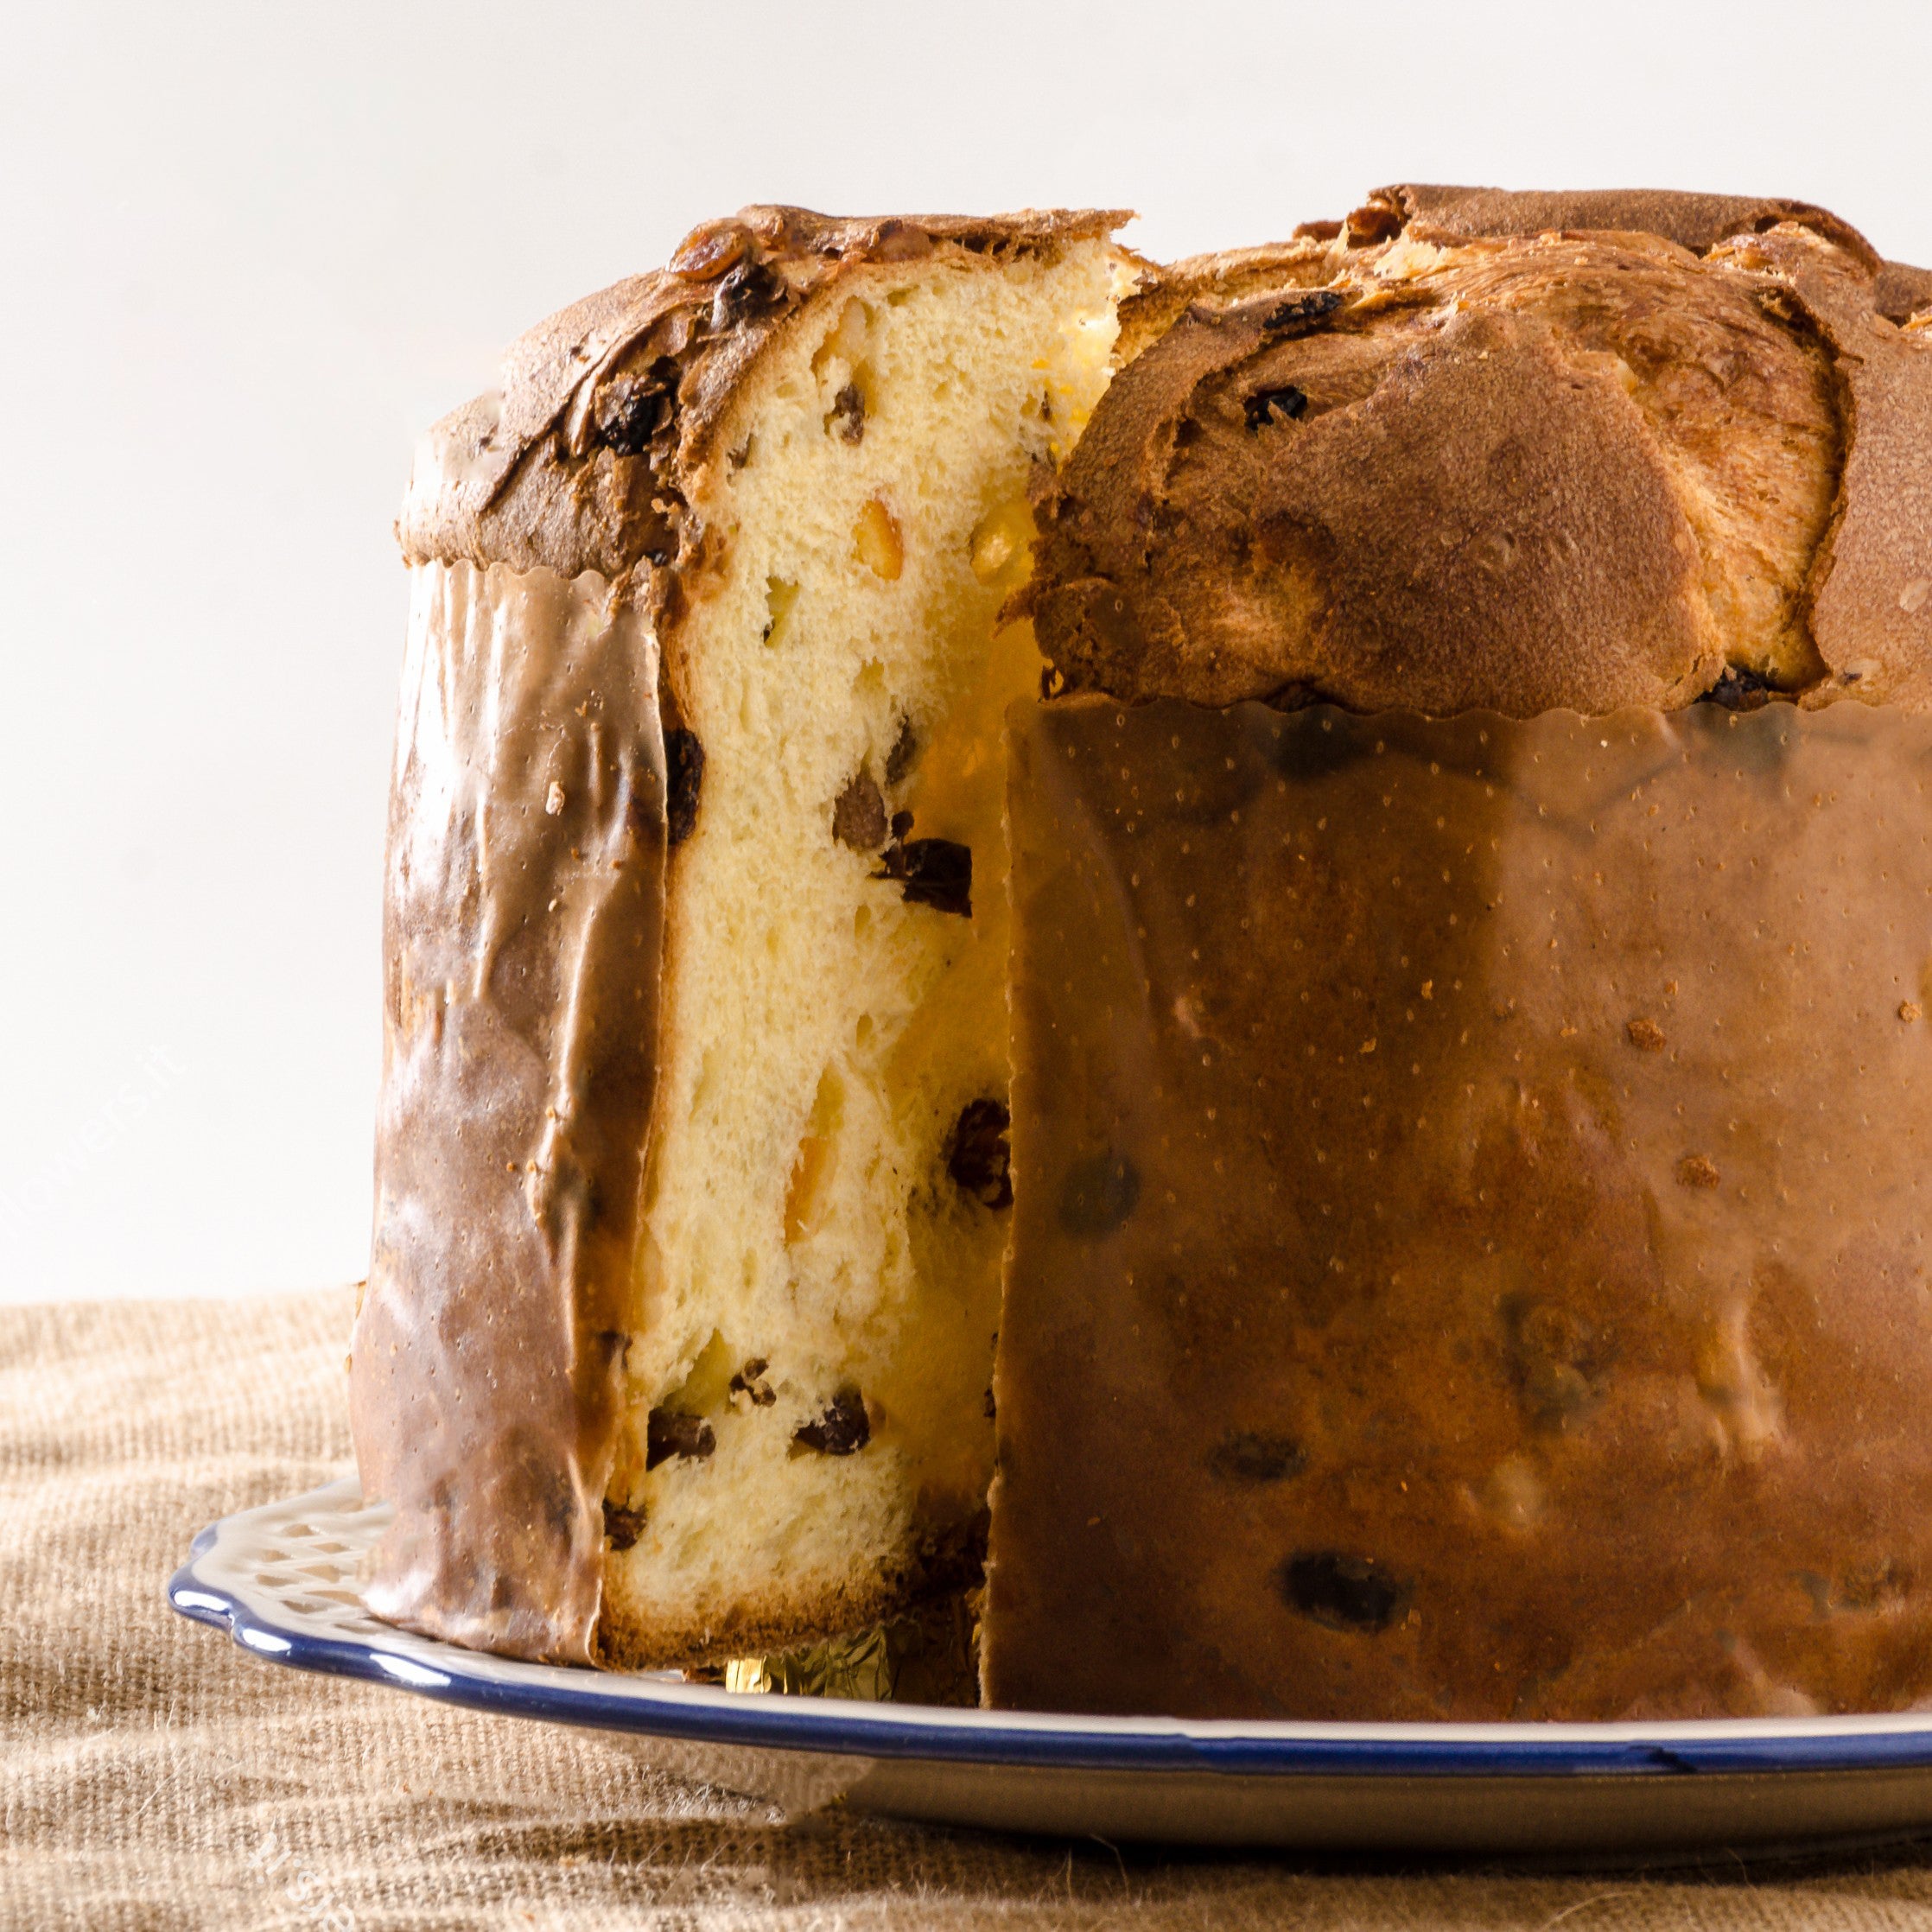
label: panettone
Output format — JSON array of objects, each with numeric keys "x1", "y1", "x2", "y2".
[
  {"x1": 983, "y1": 186, "x2": 1932, "y2": 1719},
  {"x1": 354, "y1": 184, "x2": 1932, "y2": 1724},
  {"x1": 352, "y1": 207, "x2": 1131, "y2": 1667}
]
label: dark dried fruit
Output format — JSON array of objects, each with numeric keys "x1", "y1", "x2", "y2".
[
  {"x1": 1700, "y1": 664, "x2": 1779, "y2": 712},
  {"x1": 875, "y1": 821, "x2": 972, "y2": 917},
  {"x1": 885, "y1": 717, "x2": 919, "y2": 783},
  {"x1": 1208, "y1": 1432, "x2": 1306, "y2": 1484},
  {"x1": 828, "y1": 382, "x2": 866, "y2": 444},
  {"x1": 1677, "y1": 1153, "x2": 1721, "y2": 1189},
  {"x1": 602, "y1": 1499, "x2": 646, "y2": 1551},
  {"x1": 899, "y1": 840, "x2": 972, "y2": 915},
  {"x1": 645, "y1": 1408, "x2": 715, "y2": 1471},
  {"x1": 1244, "y1": 384, "x2": 1309, "y2": 431},
  {"x1": 1280, "y1": 1551, "x2": 1408, "y2": 1633},
  {"x1": 1058, "y1": 1152, "x2": 1140, "y2": 1237},
  {"x1": 664, "y1": 729, "x2": 705, "y2": 847},
  {"x1": 982, "y1": 1387, "x2": 996, "y2": 1420},
  {"x1": 1838, "y1": 1559, "x2": 1911, "y2": 1611},
  {"x1": 832, "y1": 771, "x2": 888, "y2": 849},
  {"x1": 1262, "y1": 680, "x2": 1323, "y2": 714},
  {"x1": 730, "y1": 1357, "x2": 776, "y2": 1408},
  {"x1": 710, "y1": 258, "x2": 785, "y2": 330},
  {"x1": 594, "y1": 358, "x2": 680, "y2": 456},
  {"x1": 948, "y1": 1098, "x2": 1013, "y2": 1209},
  {"x1": 794, "y1": 1388, "x2": 870, "y2": 1456},
  {"x1": 1258, "y1": 289, "x2": 1344, "y2": 334}
]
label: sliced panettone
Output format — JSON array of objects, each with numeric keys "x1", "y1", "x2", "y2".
[
  {"x1": 353, "y1": 207, "x2": 1132, "y2": 1668},
  {"x1": 357, "y1": 182, "x2": 1932, "y2": 1725}
]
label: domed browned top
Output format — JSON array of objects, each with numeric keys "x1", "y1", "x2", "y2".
[{"x1": 1031, "y1": 187, "x2": 1932, "y2": 716}]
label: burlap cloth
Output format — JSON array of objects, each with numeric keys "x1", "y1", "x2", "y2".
[{"x1": 8, "y1": 1294, "x2": 1932, "y2": 1929}]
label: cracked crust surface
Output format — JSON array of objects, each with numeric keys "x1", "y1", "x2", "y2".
[{"x1": 1034, "y1": 187, "x2": 1932, "y2": 717}]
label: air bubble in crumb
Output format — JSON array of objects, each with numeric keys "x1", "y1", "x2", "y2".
[{"x1": 762, "y1": 578, "x2": 799, "y2": 645}]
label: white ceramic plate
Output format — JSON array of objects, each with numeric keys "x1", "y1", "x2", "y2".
[{"x1": 170, "y1": 1479, "x2": 1932, "y2": 1854}]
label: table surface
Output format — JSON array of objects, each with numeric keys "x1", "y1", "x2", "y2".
[{"x1": 8, "y1": 1289, "x2": 1932, "y2": 1929}]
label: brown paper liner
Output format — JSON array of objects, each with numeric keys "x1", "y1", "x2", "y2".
[
  {"x1": 985, "y1": 696, "x2": 1932, "y2": 1720},
  {"x1": 349, "y1": 562, "x2": 665, "y2": 1665}
]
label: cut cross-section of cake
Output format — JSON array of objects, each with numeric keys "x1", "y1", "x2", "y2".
[
  {"x1": 607, "y1": 220, "x2": 1130, "y2": 1664},
  {"x1": 352, "y1": 207, "x2": 1134, "y2": 1668}
]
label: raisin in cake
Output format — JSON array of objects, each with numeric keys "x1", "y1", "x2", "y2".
[
  {"x1": 351, "y1": 207, "x2": 1132, "y2": 1666},
  {"x1": 985, "y1": 187, "x2": 1932, "y2": 1719}
]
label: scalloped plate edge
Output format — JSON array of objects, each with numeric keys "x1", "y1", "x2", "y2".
[{"x1": 168, "y1": 1478, "x2": 1932, "y2": 1781}]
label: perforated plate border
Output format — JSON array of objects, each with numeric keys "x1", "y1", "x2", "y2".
[{"x1": 170, "y1": 1478, "x2": 1932, "y2": 1778}]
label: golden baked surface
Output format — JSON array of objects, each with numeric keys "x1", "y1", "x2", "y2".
[{"x1": 1033, "y1": 187, "x2": 1932, "y2": 717}]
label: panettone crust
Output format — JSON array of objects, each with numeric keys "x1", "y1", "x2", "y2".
[
  {"x1": 1369, "y1": 181, "x2": 1883, "y2": 270},
  {"x1": 351, "y1": 562, "x2": 665, "y2": 1665},
  {"x1": 396, "y1": 207, "x2": 1128, "y2": 620},
  {"x1": 1033, "y1": 189, "x2": 1932, "y2": 718}
]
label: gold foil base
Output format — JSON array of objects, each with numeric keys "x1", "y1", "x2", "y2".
[{"x1": 702, "y1": 1594, "x2": 979, "y2": 1706}]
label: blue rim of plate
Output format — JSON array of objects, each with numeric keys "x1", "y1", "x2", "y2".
[{"x1": 171, "y1": 1480, "x2": 1932, "y2": 1781}]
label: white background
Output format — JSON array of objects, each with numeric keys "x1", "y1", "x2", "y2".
[{"x1": 3, "y1": 0, "x2": 1927, "y2": 1305}]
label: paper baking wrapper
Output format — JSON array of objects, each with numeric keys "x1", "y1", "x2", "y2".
[
  {"x1": 985, "y1": 696, "x2": 1932, "y2": 1721},
  {"x1": 349, "y1": 560, "x2": 665, "y2": 1666}
]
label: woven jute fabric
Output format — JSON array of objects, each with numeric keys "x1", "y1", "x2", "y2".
[{"x1": 6, "y1": 1294, "x2": 1932, "y2": 1929}]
